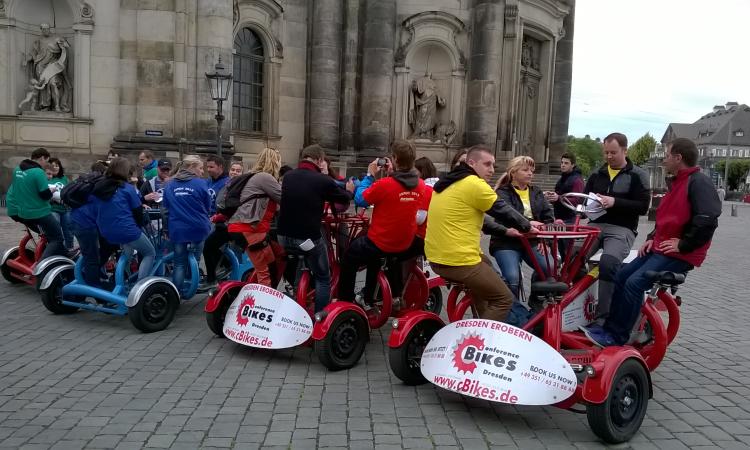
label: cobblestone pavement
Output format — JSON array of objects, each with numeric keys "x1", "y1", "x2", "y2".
[{"x1": 1, "y1": 204, "x2": 750, "y2": 449}]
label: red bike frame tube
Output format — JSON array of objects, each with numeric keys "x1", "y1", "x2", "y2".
[{"x1": 657, "y1": 289, "x2": 681, "y2": 345}]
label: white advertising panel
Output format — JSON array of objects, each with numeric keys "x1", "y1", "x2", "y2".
[
  {"x1": 421, "y1": 319, "x2": 576, "y2": 405},
  {"x1": 223, "y1": 284, "x2": 313, "y2": 349}
]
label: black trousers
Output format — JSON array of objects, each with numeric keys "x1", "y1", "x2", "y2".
[
  {"x1": 337, "y1": 236, "x2": 424, "y2": 303},
  {"x1": 202, "y1": 224, "x2": 247, "y2": 282}
]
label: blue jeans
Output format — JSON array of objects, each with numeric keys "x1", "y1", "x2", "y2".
[
  {"x1": 173, "y1": 241, "x2": 204, "y2": 297},
  {"x1": 493, "y1": 248, "x2": 550, "y2": 327},
  {"x1": 52, "y1": 211, "x2": 74, "y2": 250},
  {"x1": 72, "y1": 224, "x2": 100, "y2": 286},
  {"x1": 122, "y1": 233, "x2": 155, "y2": 281},
  {"x1": 278, "y1": 235, "x2": 330, "y2": 313},
  {"x1": 604, "y1": 252, "x2": 693, "y2": 344},
  {"x1": 26, "y1": 214, "x2": 65, "y2": 259}
]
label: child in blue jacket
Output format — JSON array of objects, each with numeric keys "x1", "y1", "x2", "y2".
[{"x1": 163, "y1": 155, "x2": 212, "y2": 297}]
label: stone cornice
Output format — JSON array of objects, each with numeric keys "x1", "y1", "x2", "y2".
[
  {"x1": 402, "y1": 11, "x2": 465, "y2": 34},
  {"x1": 524, "y1": 0, "x2": 570, "y2": 19},
  {"x1": 239, "y1": 0, "x2": 283, "y2": 19}
]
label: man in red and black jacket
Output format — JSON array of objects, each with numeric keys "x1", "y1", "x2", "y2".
[
  {"x1": 583, "y1": 138, "x2": 721, "y2": 346},
  {"x1": 277, "y1": 144, "x2": 353, "y2": 313},
  {"x1": 337, "y1": 139, "x2": 426, "y2": 305}
]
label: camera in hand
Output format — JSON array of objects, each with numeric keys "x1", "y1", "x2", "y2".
[{"x1": 376, "y1": 157, "x2": 387, "y2": 167}]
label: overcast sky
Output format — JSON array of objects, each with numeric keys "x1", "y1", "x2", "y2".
[{"x1": 569, "y1": 0, "x2": 750, "y2": 143}]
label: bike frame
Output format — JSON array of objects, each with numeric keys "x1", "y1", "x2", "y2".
[{"x1": 4, "y1": 229, "x2": 48, "y2": 282}]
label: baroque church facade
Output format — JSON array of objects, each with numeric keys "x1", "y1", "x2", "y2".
[{"x1": 0, "y1": 0, "x2": 575, "y2": 189}]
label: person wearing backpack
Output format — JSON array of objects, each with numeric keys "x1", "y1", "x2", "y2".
[
  {"x1": 46, "y1": 157, "x2": 75, "y2": 252},
  {"x1": 93, "y1": 157, "x2": 155, "y2": 281},
  {"x1": 224, "y1": 148, "x2": 283, "y2": 287},
  {"x1": 162, "y1": 155, "x2": 212, "y2": 297},
  {"x1": 8, "y1": 147, "x2": 67, "y2": 259},
  {"x1": 70, "y1": 161, "x2": 108, "y2": 286}
]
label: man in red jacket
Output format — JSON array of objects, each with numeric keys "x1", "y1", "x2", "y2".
[
  {"x1": 337, "y1": 139, "x2": 425, "y2": 305},
  {"x1": 583, "y1": 138, "x2": 721, "y2": 346}
]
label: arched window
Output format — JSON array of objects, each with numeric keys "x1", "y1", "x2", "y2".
[{"x1": 233, "y1": 28, "x2": 264, "y2": 132}]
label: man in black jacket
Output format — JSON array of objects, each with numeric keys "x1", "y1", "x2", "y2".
[
  {"x1": 546, "y1": 152, "x2": 585, "y2": 224},
  {"x1": 584, "y1": 132, "x2": 651, "y2": 320},
  {"x1": 277, "y1": 144, "x2": 354, "y2": 312}
]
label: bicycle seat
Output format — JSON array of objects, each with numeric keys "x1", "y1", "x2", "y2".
[
  {"x1": 530, "y1": 280, "x2": 569, "y2": 297},
  {"x1": 644, "y1": 271, "x2": 686, "y2": 286}
]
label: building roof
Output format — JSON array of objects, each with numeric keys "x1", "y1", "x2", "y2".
[{"x1": 661, "y1": 103, "x2": 750, "y2": 147}]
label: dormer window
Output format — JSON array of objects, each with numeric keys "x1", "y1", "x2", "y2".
[{"x1": 735, "y1": 130, "x2": 744, "y2": 137}]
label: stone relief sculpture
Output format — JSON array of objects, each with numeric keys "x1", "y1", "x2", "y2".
[
  {"x1": 409, "y1": 73, "x2": 446, "y2": 140},
  {"x1": 19, "y1": 23, "x2": 72, "y2": 113}
]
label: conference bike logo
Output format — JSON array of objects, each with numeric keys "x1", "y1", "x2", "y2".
[
  {"x1": 223, "y1": 284, "x2": 313, "y2": 350},
  {"x1": 421, "y1": 319, "x2": 577, "y2": 405}
]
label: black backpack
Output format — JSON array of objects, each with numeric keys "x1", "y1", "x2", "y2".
[
  {"x1": 61, "y1": 172, "x2": 103, "y2": 209},
  {"x1": 219, "y1": 172, "x2": 257, "y2": 218}
]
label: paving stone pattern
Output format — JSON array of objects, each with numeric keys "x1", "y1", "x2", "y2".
[{"x1": 1, "y1": 205, "x2": 750, "y2": 449}]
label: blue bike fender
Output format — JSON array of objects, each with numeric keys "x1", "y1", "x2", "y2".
[
  {"x1": 38, "y1": 263, "x2": 75, "y2": 291},
  {"x1": 126, "y1": 276, "x2": 179, "y2": 307},
  {"x1": 33, "y1": 256, "x2": 76, "y2": 277}
]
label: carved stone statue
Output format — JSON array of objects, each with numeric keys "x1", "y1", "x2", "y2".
[
  {"x1": 409, "y1": 73, "x2": 446, "y2": 140},
  {"x1": 21, "y1": 23, "x2": 72, "y2": 113}
]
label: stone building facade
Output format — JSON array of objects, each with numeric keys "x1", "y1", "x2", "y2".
[{"x1": 0, "y1": 0, "x2": 575, "y2": 191}]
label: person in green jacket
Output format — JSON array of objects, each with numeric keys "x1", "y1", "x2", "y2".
[
  {"x1": 8, "y1": 148, "x2": 66, "y2": 259},
  {"x1": 46, "y1": 157, "x2": 75, "y2": 251}
]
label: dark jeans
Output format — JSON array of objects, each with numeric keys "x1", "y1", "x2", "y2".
[
  {"x1": 52, "y1": 211, "x2": 74, "y2": 250},
  {"x1": 72, "y1": 224, "x2": 101, "y2": 286},
  {"x1": 337, "y1": 236, "x2": 413, "y2": 304},
  {"x1": 604, "y1": 252, "x2": 693, "y2": 344},
  {"x1": 25, "y1": 214, "x2": 65, "y2": 259},
  {"x1": 173, "y1": 241, "x2": 205, "y2": 297},
  {"x1": 278, "y1": 235, "x2": 330, "y2": 313},
  {"x1": 203, "y1": 224, "x2": 247, "y2": 282}
]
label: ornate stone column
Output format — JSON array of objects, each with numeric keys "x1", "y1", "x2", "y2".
[
  {"x1": 548, "y1": 0, "x2": 576, "y2": 167},
  {"x1": 465, "y1": 0, "x2": 503, "y2": 150},
  {"x1": 309, "y1": 0, "x2": 344, "y2": 152},
  {"x1": 192, "y1": 0, "x2": 234, "y2": 140},
  {"x1": 73, "y1": 4, "x2": 94, "y2": 118},
  {"x1": 339, "y1": 0, "x2": 361, "y2": 154},
  {"x1": 359, "y1": 0, "x2": 396, "y2": 156}
]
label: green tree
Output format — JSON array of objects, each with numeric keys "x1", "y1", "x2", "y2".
[
  {"x1": 714, "y1": 160, "x2": 750, "y2": 190},
  {"x1": 566, "y1": 135, "x2": 602, "y2": 176},
  {"x1": 628, "y1": 133, "x2": 657, "y2": 167}
]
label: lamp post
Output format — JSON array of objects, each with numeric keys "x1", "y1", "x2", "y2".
[{"x1": 205, "y1": 56, "x2": 233, "y2": 160}]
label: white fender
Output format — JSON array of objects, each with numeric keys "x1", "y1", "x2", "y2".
[
  {"x1": 32, "y1": 256, "x2": 75, "y2": 276},
  {"x1": 126, "y1": 276, "x2": 179, "y2": 307},
  {"x1": 1, "y1": 246, "x2": 20, "y2": 266},
  {"x1": 38, "y1": 263, "x2": 75, "y2": 291}
]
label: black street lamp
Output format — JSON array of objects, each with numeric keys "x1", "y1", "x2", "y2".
[{"x1": 205, "y1": 56, "x2": 233, "y2": 160}]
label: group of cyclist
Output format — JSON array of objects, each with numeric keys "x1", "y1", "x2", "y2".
[{"x1": 5, "y1": 131, "x2": 722, "y2": 347}]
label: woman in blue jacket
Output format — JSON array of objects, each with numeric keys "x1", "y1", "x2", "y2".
[
  {"x1": 163, "y1": 155, "x2": 211, "y2": 297},
  {"x1": 71, "y1": 161, "x2": 108, "y2": 286},
  {"x1": 93, "y1": 157, "x2": 155, "y2": 281}
]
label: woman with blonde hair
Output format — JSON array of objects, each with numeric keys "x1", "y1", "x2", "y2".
[
  {"x1": 484, "y1": 155, "x2": 557, "y2": 326},
  {"x1": 227, "y1": 148, "x2": 282, "y2": 287},
  {"x1": 163, "y1": 155, "x2": 212, "y2": 297}
]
